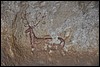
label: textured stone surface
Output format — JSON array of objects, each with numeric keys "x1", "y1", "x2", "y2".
[{"x1": 1, "y1": 1, "x2": 99, "y2": 66}]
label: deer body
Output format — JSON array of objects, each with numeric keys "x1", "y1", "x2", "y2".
[
  {"x1": 25, "y1": 25, "x2": 65, "y2": 50},
  {"x1": 23, "y1": 11, "x2": 65, "y2": 51}
]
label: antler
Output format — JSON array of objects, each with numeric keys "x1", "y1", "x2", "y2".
[{"x1": 23, "y1": 11, "x2": 42, "y2": 29}]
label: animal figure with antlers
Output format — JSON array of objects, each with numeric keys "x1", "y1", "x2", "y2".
[{"x1": 22, "y1": 11, "x2": 70, "y2": 52}]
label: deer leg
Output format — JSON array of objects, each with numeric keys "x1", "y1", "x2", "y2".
[
  {"x1": 60, "y1": 39, "x2": 65, "y2": 48},
  {"x1": 58, "y1": 37, "x2": 65, "y2": 48},
  {"x1": 29, "y1": 32, "x2": 34, "y2": 48},
  {"x1": 62, "y1": 40, "x2": 65, "y2": 48},
  {"x1": 30, "y1": 32, "x2": 36, "y2": 52}
]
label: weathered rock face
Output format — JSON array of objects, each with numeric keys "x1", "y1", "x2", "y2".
[{"x1": 1, "y1": 1, "x2": 99, "y2": 66}]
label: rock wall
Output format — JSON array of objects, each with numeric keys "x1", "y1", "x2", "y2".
[{"x1": 1, "y1": 1, "x2": 99, "y2": 66}]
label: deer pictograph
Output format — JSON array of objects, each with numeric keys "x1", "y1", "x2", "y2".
[{"x1": 23, "y1": 11, "x2": 66, "y2": 51}]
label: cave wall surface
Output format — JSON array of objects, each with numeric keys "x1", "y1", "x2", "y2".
[{"x1": 1, "y1": 1, "x2": 99, "y2": 66}]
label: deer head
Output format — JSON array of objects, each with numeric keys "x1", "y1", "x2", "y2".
[{"x1": 23, "y1": 12, "x2": 44, "y2": 40}]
